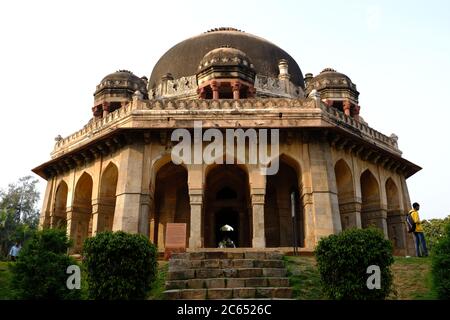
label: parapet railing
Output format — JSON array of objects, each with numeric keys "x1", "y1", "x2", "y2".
[
  {"x1": 52, "y1": 97, "x2": 399, "y2": 155},
  {"x1": 321, "y1": 104, "x2": 400, "y2": 152}
]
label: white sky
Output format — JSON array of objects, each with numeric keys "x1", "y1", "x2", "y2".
[{"x1": 0, "y1": 0, "x2": 449, "y2": 220}]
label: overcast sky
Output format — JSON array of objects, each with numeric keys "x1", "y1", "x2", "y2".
[{"x1": 0, "y1": 0, "x2": 449, "y2": 220}]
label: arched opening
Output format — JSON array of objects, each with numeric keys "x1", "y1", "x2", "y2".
[
  {"x1": 334, "y1": 160, "x2": 357, "y2": 230},
  {"x1": 72, "y1": 173, "x2": 93, "y2": 253},
  {"x1": 264, "y1": 157, "x2": 304, "y2": 247},
  {"x1": 204, "y1": 165, "x2": 251, "y2": 248},
  {"x1": 153, "y1": 162, "x2": 190, "y2": 250},
  {"x1": 52, "y1": 181, "x2": 68, "y2": 229},
  {"x1": 360, "y1": 170, "x2": 385, "y2": 233},
  {"x1": 97, "y1": 163, "x2": 118, "y2": 233},
  {"x1": 386, "y1": 178, "x2": 405, "y2": 254}
]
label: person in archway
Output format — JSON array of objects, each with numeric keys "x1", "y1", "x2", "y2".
[
  {"x1": 409, "y1": 202, "x2": 428, "y2": 257},
  {"x1": 218, "y1": 236, "x2": 236, "y2": 248}
]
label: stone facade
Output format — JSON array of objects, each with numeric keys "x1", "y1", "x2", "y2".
[{"x1": 33, "y1": 29, "x2": 420, "y2": 256}]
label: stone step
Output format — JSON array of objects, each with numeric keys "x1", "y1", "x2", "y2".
[
  {"x1": 167, "y1": 267, "x2": 287, "y2": 280},
  {"x1": 166, "y1": 277, "x2": 290, "y2": 290},
  {"x1": 169, "y1": 258, "x2": 285, "y2": 271},
  {"x1": 171, "y1": 251, "x2": 283, "y2": 261},
  {"x1": 164, "y1": 287, "x2": 293, "y2": 300}
]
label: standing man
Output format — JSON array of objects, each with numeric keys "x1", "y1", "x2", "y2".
[
  {"x1": 8, "y1": 242, "x2": 21, "y2": 262},
  {"x1": 410, "y1": 202, "x2": 428, "y2": 257}
]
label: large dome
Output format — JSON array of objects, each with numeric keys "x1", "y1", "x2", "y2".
[{"x1": 149, "y1": 28, "x2": 304, "y2": 89}]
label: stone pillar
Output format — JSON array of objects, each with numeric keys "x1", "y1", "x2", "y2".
[
  {"x1": 66, "y1": 209, "x2": 76, "y2": 253},
  {"x1": 353, "y1": 105, "x2": 361, "y2": 121},
  {"x1": 188, "y1": 188, "x2": 203, "y2": 248},
  {"x1": 232, "y1": 82, "x2": 241, "y2": 100},
  {"x1": 138, "y1": 194, "x2": 150, "y2": 236},
  {"x1": 400, "y1": 176, "x2": 416, "y2": 256},
  {"x1": 39, "y1": 178, "x2": 54, "y2": 229},
  {"x1": 308, "y1": 139, "x2": 342, "y2": 242},
  {"x1": 323, "y1": 99, "x2": 334, "y2": 108},
  {"x1": 365, "y1": 208, "x2": 388, "y2": 239},
  {"x1": 387, "y1": 210, "x2": 408, "y2": 255},
  {"x1": 211, "y1": 81, "x2": 219, "y2": 100},
  {"x1": 91, "y1": 199, "x2": 100, "y2": 236},
  {"x1": 197, "y1": 87, "x2": 206, "y2": 99},
  {"x1": 248, "y1": 87, "x2": 256, "y2": 98},
  {"x1": 343, "y1": 100, "x2": 351, "y2": 116},
  {"x1": 102, "y1": 102, "x2": 110, "y2": 117},
  {"x1": 339, "y1": 201, "x2": 362, "y2": 230},
  {"x1": 114, "y1": 140, "x2": 145, "y2": 233},
  {"x1": 251, "y1": 190, "x2": 266, "y2": 248},
  {"x1": 92, "y1": 104, "x2": 103, "y2": 119}
]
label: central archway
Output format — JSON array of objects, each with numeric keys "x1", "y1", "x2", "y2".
[
  {"x1": 264, "y1": 156, "x2": 304, "y2": 247},
  {"x1": 204, "y1": 165, "x2": 251, "y2": 248},
  {"x1": 153, "y1": 162, "x2": 190, "y2": 250}
]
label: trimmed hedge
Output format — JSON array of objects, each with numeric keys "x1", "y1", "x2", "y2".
[
  {"x1": 10, "y1": 228, "x2": 80, "y2": 299},
  {"x1": 315, "y1": 228, "x2": 394, "y2": 300},
  {"x1": 432, "y1": 222, "x2": 450, "y2": 299},
  {"x1": 83, "y1": 231, "x2": 157, "y2": 300}
]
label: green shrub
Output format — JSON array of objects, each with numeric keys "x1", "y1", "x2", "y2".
[
  {"x1": 10, "y1": 228, "x2": 81, "y2": 299},
  {"x1": 315, "y1": 228, "x2": 394, "y2": 300},
  {"x1": 83, "y1": 231, "x2": 157, "y2": 300},
  {"x1": 423, "y1": 216, "x2": 450, "y2": 252},
  {"x1": 431, "y1": 222, "x2": 450, "y2": 299}
]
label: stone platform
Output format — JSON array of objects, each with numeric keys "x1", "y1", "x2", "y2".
[{"x1": 163, "y1": 251, "x2": 293, "y2": 300}]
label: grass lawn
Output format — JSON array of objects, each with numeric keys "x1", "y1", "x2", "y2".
[
  {"x1": 285, "y1": 255, "x2": 436, "y2": 300},
  {"x1": 391, "y1": 256, "x2": 436, "y2": 300},
  {"x1": 1, "y1": 256, "x2": 437, "y2": 300}
]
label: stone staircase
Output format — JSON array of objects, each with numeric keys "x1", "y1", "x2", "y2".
[{"x1": 163, "y1": 251, "x2": 293, "y2": 299}]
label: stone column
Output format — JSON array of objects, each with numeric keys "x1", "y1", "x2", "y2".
[
  {"x1": 387, "y1": 210, "x2": 407, "y2": 255},
  {"x1": 66, "y1": 209, "x2": 76, "y2": 253},
  {"x1": 339, "y1": 201, "x2": 362, "y2": 230},
  {"x1": 138, "y1": 194, "x2": 150, "y2": 237},
  {"x1": 211, "y1": 81, "x2": 219, "y2": 100},
  {"x1": 188, "y1": 188, "x2": 203, "y2": 248},
  {"x1": 91, "y1": 199, "x2": 100, "y2": 236},
  {"x1": 248, "y1": 87, "x2": 256, "y2": 98},
  {"x1": 92, "y1": 104, "x2": 103, "y2": 119},
  {"x1": 232, "y1": 82, "x2": 241, "y2": 100},
  {"x1": 114, "y1": 139, "x2": 145, "y2": 233},
  {"x1": 353, "y1": 105, "x2": 361, "y2": 121},
  {"x1": 343, "y1": 100, "x2": 351, "y2": 116},
  {"x1": 39, "y1": 178, "x2": 55, "y2": 229},
  {"x1": 308, "y1": 138, "x2": 342, "y2": 242},
  {"x1": 365, "y1": 208, "x2": 388, "y2": 239},
  {"x1": 102, "y1": 102, "x2": 110, "y2": 117},
  {"x1": 197, "y1": 87, "x2": 206, "y2": 99},
  {"x1": 400, "y1": 176, "x2": 416, "y2": 255},
  {"x1": 251, "y1": 190, "x2": 266, "y2": 248}
]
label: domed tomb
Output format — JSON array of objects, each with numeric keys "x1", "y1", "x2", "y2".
[{"x1": 149, "y1": 28, "x2": 305, "y2": 99}]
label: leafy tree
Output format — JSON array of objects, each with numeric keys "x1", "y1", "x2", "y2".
[
  {"x1": 9, "y1": 228, "x2": 81, "y2": 299},
  {"x1": 0, "y1": 176, "x2": 40, "y2": 259},
  {"x1": 422, "y1": 215, "x2": 450, "y2": 252},
  {"x1": 431, "y1": 221, "x2": 450, "y2": 299}
]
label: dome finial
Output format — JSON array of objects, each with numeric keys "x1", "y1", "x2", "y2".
[{"x1": 205, "y1": 27, "x2": 244, "y2": 33}]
